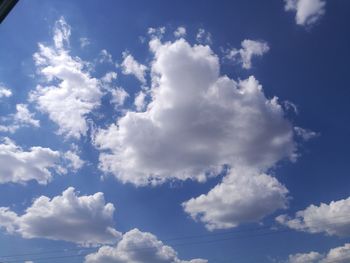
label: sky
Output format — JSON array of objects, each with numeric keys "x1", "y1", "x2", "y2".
[{"x1": 0, "y1": 0, "x2": 350, "y2": 262}]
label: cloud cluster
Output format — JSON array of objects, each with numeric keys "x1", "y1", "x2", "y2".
[
  {"x1": 95, "y1": 38, "x2": 295, "y2": 186},
  {"x1": 276, "y1": 197, "x2": 350, "y2": 237},
  {"x1": 284, "y1": 0, "x2": 326, "y2": 26},
  {"x1": 224, "y1": 39, "x2": 269, "y2": 69},
  {"x1": 29, "y1": 17, "x2": 104, "y2": 139},
  {"x1": 287, "y1": 243, "x2": 350, "y2": 263},
  {"x1": 94, "y1": 37, "x2": 298, "y2": 229},
  {"x1": 0, "y1": 187, "x2": 120, "y2": 246},
  {"x1": 85, "y1": 228, "x2": 207, "y2": 263}
]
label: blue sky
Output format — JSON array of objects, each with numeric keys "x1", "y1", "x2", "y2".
[{"x1": 0, "y1": 0, "x2": 350, "y2": 262}]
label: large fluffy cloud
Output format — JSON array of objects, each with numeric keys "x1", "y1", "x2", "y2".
[
  {"x1": 284, "y1": 0, "x2": 326, "y2": 27},
  {"x1": 276, "y1": 197, "x2": 350, "y2": 237},
  {"x1": 85, "y1": 228, "x2": 207, "y2": 263},
  {"x1": 183, "y1": 168, "x2": 289, "y2": 230},
  {"x1": 0, "y1": 187, "x2": 120, "y2": 246},
  {"x1": 94, "y1": 38, "x2": 295, "y2": 186},
  {"x1": 29, "y1": 17, "x2": 103, "y2": 138},
  {"x1": 286, "y1": 243, "x2": 350, "y2": 263},
  {"x1": 224, "y1": 39, "x2": 269, "y2": 69}
]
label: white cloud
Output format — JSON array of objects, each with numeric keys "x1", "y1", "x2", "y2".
[
  {"x1": 63, "y1": 149, "x2": 84, "y2": 172},
  {"x1": 276, "y1": 197, "x2": 350, "y2": 237},
  {"x1": 196, "y1": 28, "x2": 212, "y2": 44},
  {"x1": 0, "y1": 137, "x2": 62, "y2": 184},
  {"x1": 174, "y1": 26, "x2": 187, "y2": 38},
  {"x1": 284, "y1": 0, "x2": 326, "y2": 26},
  {"x1": 0, "y1": 137, "x2": 83, "y2": 184},
  {"x1": 53, "y1": 17, "x2": 71, "y2": 49},
  {"x1": 284, "y1": 100, "x2": 299, "y2": 114},
  {"x1": 322, "y1": 243, "x2": 350, "y2": 263},
  {"x1": 121, "y1": 52, "x2": 148, "y2": 84},
  {"x1": 110, "y1": 87, "x2": 129, "y2": 108},
  {"x1": 183, "y1": 168, "x2": 289, "y2": 230},
  {"x1": 0, "y1": 86, "x2": 12, "y2": 98},
  {"x1": 85, "y1": 228, "x2": 207, "y2": 263},
  {"x1": 13, "y1": 104, "x2": 40, "y2": 128},
  {"x1": 94, "y1": 38, "x2": 295, "y2": 186},
  {"x1": 0, "y1": 104, "x2": 40, "y2": 133},
  {"x1": 294, "y1": 127, "x2": 319, "y2": 141},
  {"x1": 286, "y1": 243, "x2": 350, "y2": 263},
  {"x1": 148, "y1": 27, "x2": 166, "y2": 38},
  {"x1": 0, "y1": 187, "x2": 121, "y2": 246},
  {"x1": 80, "y1": 37, "x2": 90, "y2": 48},
  {"x1": 29, "y1": 17, "x2": 103, "y2": 139},
  {"x1": 287, "y1": 251, "x2": 323, "y2": 263},
  {"x1": 134, "y1": 90, "x2": 146, "y2": 111},
  {"x1": 99, "y1": 49, "x2": 113, "y2": 64},
  {"x1": 102, "y1": 72, "x2": 118, "y2": 84},
  {"x1": 225, "y1": 39, "x2": 269, "y2": 69}
]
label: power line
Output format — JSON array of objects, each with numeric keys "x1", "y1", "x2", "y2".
[
  {"x1": 1, "y1": 215, "x2": 350, "y2": 263},
  {"x1": 0, "y1": 0, "x2": 18, "y2": 23},
  {"x1": 2, "y1": 213, "x2": 349, "y2": 260}
]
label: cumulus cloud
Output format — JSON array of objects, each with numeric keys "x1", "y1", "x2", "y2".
[
  {"x1": 0, "y1": 86, "x2": 12, "y2": 98},
  {"x1": 85, "y1": 228, "x2": 207, "y2": 263},
  {"x1": 29, "y1": 17, "x2": 104, "y2": 139},
  {"x1": 286, "y1": 243, "x2": 350, "y2": 263},
  {"x1": 322, "y1": 243, "x2": 350, "y2": 263},
  {"x1": 224, "y1": 39, "x2": 269, "y2": 69},
  {"x1": 121, "y1": 52, "x2": 148, "y2": 84},
  {"x1": 174, "y1": 26, "x2": 186, "y2": 38},
  {"x1": 94, "y1": 38, "x2": 295, "y2": 186},
  {"x1": 0, "y1": 137, "x2": 82, "y2": 184},
  {"x1": 183, "y1": 168, "x2": 289, "y2": 230},
  {"x1": 0, "y1": 187, "x2": 121, "y2": 246},
  {"x1": 0, "y1": 137, "x2": 62, "y2": 184},
  {"x1": 284, "y1": 0, "x2": 326, "y2": 26},
  {"x1": 276, "y1": 197, "x2": 350, "y2": 237}
]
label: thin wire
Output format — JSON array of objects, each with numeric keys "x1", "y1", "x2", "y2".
[{"x1": 1, "y1": 214, "x2": 349, "y2": 262}]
